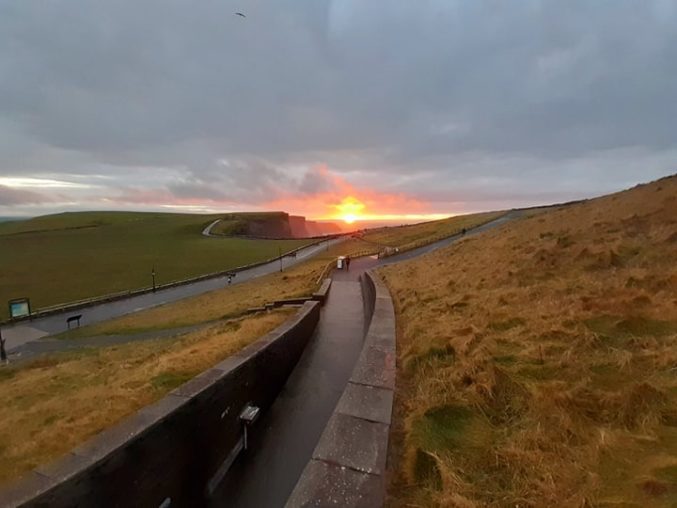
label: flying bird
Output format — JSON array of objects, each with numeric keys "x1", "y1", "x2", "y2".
[{"x1": 235, "y1": 12, "x2": 246, "y2": 18}]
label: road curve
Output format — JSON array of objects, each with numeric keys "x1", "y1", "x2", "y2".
[
  {"x1": 202, "y1": 219, "x2": 222, "y2": 237},
  {"x1": 3, "y1": 238, "x2": 343, "y2": 353}
]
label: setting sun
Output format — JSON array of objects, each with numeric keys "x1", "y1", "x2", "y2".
[{"x1": 334, "y1": 196, "x2": 365, "y2": 224}]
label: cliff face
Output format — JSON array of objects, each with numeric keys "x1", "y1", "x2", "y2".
[
  {"x1": 289, "y1": 215, "x2": 308, "y2": 237},
  {"x1": 246, "y1": 214, "x2": 292, "y2": 238},
  {"x1": 288, "y1": 215, "x2": 341, "y2": 237},
  {"x1": 212, "y1": 212, "x2": 340, "y2": 238},
  {"x1": 305, "y1": 220, "x2": 342, "y2": 236}
]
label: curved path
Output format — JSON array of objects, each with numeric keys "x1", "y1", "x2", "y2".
[
  {"x1": 202, "y1": 219, "x2": 222, "y2": 236},
  {"x1": 2, "y1": 238, "x2": 343, "y2": 354},
  {"x1": 209, "y1": 211, "x2": 523, "y2": 507}
]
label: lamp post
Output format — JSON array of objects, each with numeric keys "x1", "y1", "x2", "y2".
[
  {"x1": 279, "y1": 247, "x2": 283, "y2": 273},
  {"x1": 0, "y1": 327, "x2": 7, "y2": 363},
  {"x1": 152, "y1": 266, "x2": 156, "y2": 293}
]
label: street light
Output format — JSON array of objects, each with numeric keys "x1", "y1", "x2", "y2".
[
  {"x1": 0, "y1": 328, "x2": 7, "y2": 363},
  {"x1": 279, "y1": 247, "x2": 283, "y2": 272},
  {"x1": 152, "y1": 266, "x2": 156, "y2": 292}
]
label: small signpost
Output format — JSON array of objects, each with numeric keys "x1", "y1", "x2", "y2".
[{"x1": 8, "y1": 298, "x2": 31, "y2": 320}]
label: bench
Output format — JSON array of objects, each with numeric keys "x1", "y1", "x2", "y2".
[{"x1": 66, "y1": 314, "x2": 82, "y2": 329}]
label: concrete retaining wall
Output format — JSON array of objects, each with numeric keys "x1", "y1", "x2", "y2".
[
  {"x1": 0, "y1": 301, "x2": 321, "y2": 508},
  {"x1": 312, "y1": 278, "x2": 332, "y2": 305},
  {"x1": 360, "y1": 273, "x2": 376, "y2": 336},
  {"x1": 286, "y1": 270, "x2": 396, "y2": 508}
]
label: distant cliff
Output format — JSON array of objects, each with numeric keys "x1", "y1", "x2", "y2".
[
  {"x1": 289, "y1": 215, "x2": 342, "y2": 237},
  {"x1": 211, "y1": 212, "x2": 341, "y2": 239}
]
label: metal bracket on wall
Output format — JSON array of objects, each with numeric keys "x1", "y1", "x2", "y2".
[
  {"x1": 239, "y1": 404, "x2": 260, "y2": 450},
  {"x1": 205, "y1": 403, "x2": 262, "y2": 496}
]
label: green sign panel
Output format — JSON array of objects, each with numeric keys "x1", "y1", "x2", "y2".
[{"x1": 9, "y1": 298, "x2": 31, "y2": 319}]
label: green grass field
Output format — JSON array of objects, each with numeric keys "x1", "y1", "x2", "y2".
[{"x1": 0, "y1": 211, "x2": 313, "y2": 320}]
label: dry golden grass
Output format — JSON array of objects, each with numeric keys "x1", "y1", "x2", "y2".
[
  {"x1": 0, "y1": 308, "x2": 292, "y2": 485},
  {"x1": 381, "y1": 176, "x2": 677, "y2": 507},
  {"x1": 359, "y1": 211, "x2": 505, "y2": 252}
]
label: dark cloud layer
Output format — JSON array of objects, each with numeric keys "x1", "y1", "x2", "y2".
[{"x1": 0, "y1": 0, "x2": 675, "y2": 216}]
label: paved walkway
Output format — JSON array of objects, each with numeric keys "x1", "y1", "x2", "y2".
[
  {"x1": 7, "y1": 324, "x2": 205, "y2": 363},
  {"x1": 210, "y1": 278, "x2": 366, "y2": 508},
  {"x1": 2, "y1": 238, "x2": 343, "y2": 352}
]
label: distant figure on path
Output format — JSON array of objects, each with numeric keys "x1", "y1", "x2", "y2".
[
  {"x1": 461, "y1": 228, "x2": 467, "y2": 235},
  {"x1": 345, "y1": 255, "x2": 351, "y2": 271}
]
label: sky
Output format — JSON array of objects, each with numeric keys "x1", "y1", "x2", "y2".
[{"x1": 0, "y1": 0, "x2": 675, "y2": 222}]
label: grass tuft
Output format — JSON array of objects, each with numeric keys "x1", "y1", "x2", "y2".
[
  {"x1": 413, "y1": 449, "x2": 442, "y2": 489},
  {"x1": 151, "y1": 371, "x2": 195, "y2": 391}
]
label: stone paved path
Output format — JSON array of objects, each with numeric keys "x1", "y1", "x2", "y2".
[{"x1": 210, "y1": 278, "x2": 366, "y2": 508}]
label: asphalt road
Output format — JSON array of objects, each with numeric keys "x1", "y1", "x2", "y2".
[
  {"x1": 209, "y1": 211, "x2": 521, "y2": 507},
  {"x1": 2, "y1": 238, "x2": 343, "y2": 352}
]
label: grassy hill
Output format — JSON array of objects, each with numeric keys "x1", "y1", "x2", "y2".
[
  {"x1": 0, "y1": 211, "x2": 313, "y2": 319},
  {"x1": 380, "y1": 176, "x2": 677, "y2": 507},
  {"x1": 358, "y1": 211, "x2": 505, "y2": 251},
  {"x1": 208, "y1": 211, "x2": 291, "y2": 237}
]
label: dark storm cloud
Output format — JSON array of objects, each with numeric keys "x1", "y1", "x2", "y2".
[{"x1": 0, "y1": 0, "x2": 675, "y2": 215}]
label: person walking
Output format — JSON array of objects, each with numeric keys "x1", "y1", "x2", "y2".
[{"x1": 345, "y1": 255, "x2": 351, "y2": 271}]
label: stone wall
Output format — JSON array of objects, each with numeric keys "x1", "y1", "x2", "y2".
[
  {"x1": 0, "y1": 301, "x2": 321, "y2": 508},
  {"x1": 286, "y1": 270, "x2": 396, "y2": 507}
]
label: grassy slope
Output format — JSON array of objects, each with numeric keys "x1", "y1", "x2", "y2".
[
  {"x1": 381, "y1": 176, "x2": 677, "y2": 507},
  {"x1": 63, "y1": 212, "x2": 500, "y2": 337},
  {"x1": 363, "y1": 211, "x2": 505, "y2": 251},
  {"x1": 0, "y1": 308, "x2": 292, "y2": 485},
  {"x1": 0, "y1": 211, "x2": 312, "y2": 319}
]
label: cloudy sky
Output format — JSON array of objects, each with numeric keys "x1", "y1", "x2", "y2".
[{"x1": 1, "y1": 0, "x2": 675, "y2": 220}]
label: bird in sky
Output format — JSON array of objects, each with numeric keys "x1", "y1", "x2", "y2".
[{"x1": 235, "y1": 12, "x2": 246, "y2": 18}]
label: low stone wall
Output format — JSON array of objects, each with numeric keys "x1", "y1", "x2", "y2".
[
  {"x1": 286, "y1": 270, "x2": 396, "y2": 508},
  {"x1": 360, "y1": 272, "x2": 376, "y2": 335},
  {"x1": 312, "y1": 278, "x2": 332, "y2": 305},
  {"x1": 0, "y1": 301, "x2": 321, "y2": 508}
]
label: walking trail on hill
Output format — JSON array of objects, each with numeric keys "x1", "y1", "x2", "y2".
[{"x1": 209, "y1": 211, "x2": 524, "y2": 507}]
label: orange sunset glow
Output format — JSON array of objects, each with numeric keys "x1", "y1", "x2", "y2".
[
  {"x1": 264, "y1": 165, "x2": 451, "y2": 226},
  {"x1": 334, "y1": 196, "x2": 365, "y2": 224}
]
